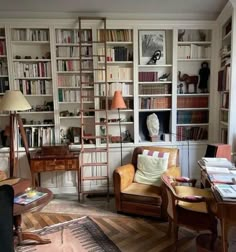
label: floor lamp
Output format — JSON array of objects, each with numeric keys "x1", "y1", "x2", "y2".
[
  {"x1": 111, "y1": 90, "x2": 127, "y2": 166},
  {"x1": 0, "y1": 90, "x2": 31, "y2": 177}
]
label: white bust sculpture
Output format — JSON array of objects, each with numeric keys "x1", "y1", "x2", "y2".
[{"x1": 146, "y1": 113, "x2": 159, "y2": 137}]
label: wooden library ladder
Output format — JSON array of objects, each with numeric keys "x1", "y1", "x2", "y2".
[{"x1": 78, "y1": 17, "x2": 110, "y2": 201}]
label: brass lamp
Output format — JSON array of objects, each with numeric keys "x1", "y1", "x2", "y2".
[
  {"x1": 0, "y1": 90, "x2": 31, "y2": 177},
  {"x1": 111, "y1": 90, "x2": 127, "y2": 166}
]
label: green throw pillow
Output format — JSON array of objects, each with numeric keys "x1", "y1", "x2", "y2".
[{"x1": 134, "y1": 154, "x2": 168, "y2": 186}]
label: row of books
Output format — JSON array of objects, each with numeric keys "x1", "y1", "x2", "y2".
[
  {"x1": 97, "y1": 66, "x2": 133, "y2": 82},
  {"x1": 139, "y1": 83, "x2": 171, "y2": 95},
  {"x1": 19, "y1": 126, "x2": 55, "y2": 148},
  {"x1": 0, "y1": 41, "x2": 6, "y2": 55},
  {"x1": 139, "y1": 97, "x2": 171, "y2": 109},
  {"x1": 176, "y1": 126, "x2": 208, "y2": 141},
  {"x1": 0, "y1": 78, "x2": 9, "y2": 93},
  {"x1": 55, "y1": 29, "x2": 92, "y2": 43},
  {"x1": 58, "y1": 89, "x2": 93, "y2": 103},
  {"x1": 98, "y1": 29, "x2": 133, "y2": 42},
  {"x1": 99, "y1": 82, "x2": 133, "y2": 96},
  {"x1": 177, "y1": 96, "x2": 208, "y2": 108},
  {"x1": 177, "y1": 110, "x2": 208, "y2": 124},
  {"x1": 57, "y1": 75, "x2": 93, "y2": 87},
  {"x1": 218, "y1": 65, "x2": 231, "y2": 92},
  {"x1": 57, "y1": 60, "x2": 93, "y2": 72},
  {"x1": 0, "y1": 60, "x2": 8, "y2": 75},
  {"x1": 13, "y1": 62, "x2": 52, "y2": 78},
  {"x1": 177, "y1": 44, "x2": 211, "y2": 59},
  {"x1": 139, "y1": 71, "x2": 159, "y2": 82},
  {"x1": 56, "y1": 46, "x2": 92, "y2": 57},
  {"x1": 12, "y1": 29, "x2": 49, "y2": 41},
  {"x1": 221, "y1": 92, "x2": 229, "y2": 109},
  {"x1": 98, "y1": 46, "x2": 133, "y2": 62},
  {"x1": 15, "y1": 79, "x2": 52, "y2": 95}
]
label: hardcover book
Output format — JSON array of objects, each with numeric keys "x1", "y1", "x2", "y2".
[{"x1": 14, "y1": 191, "x2": 47, "y2": 205}]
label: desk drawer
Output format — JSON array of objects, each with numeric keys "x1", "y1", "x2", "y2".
[
  {"x1": 45, "y1": 160, "x2": 66, "y2": 171},
  {"x1": 66, "y1": 159, "x2": 78, "y2": 170},
  {"x1": 31, "y1": 160, "x2": 45, "y2": 172}
]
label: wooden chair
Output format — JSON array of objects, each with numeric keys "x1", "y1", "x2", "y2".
[
  {"x1": 161, "y1": 174, "x2": 218, "y2": 250},
  {"x1": 0, "y1": 184, "x2": 14, "y2": 252}
]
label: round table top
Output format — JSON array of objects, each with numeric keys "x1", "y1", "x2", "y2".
[{"x1": 14, "y1": 187, "x2": 53, "y2": 216}]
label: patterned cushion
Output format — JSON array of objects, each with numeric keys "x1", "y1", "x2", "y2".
[{"x1": 142, "y1": 149, "x2": 170, "y2": 159}]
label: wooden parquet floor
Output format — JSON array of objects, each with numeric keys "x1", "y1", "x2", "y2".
[{"x1": 21, "y1": 212, "x2": 197, "y2": 252}]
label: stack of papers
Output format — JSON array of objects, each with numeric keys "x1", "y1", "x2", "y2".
[
  {"x1": 201, "y1": 157, "x2": 233, "y2": 169},
  {"x1": 214, "y1": 184, "x2": 236, "y2": 201},
  {"x1": 209, "y1": 173, "x2": 236, "y2": 184}
]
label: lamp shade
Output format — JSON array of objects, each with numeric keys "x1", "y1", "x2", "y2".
[
  {"x1": 0, "y1": 90, "x2": 31, "y2": 112},
  {"x1": 111, "y1": 90, "x2": 127, "y2": 109}
]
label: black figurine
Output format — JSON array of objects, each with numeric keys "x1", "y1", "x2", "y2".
[
  {"x1": 147, "y1": 50, "x2": 161, "y2": 65},
  {"x1": 199, "y1": 61, "x2": 210, "y2": 93}
]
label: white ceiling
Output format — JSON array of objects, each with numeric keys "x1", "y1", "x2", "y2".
[{"x1": 0, "y1": 0, "x2": 229, "y2": 20}]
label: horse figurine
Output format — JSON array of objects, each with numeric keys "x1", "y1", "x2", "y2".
[{"x1": 178, "y1": 71, "x2": 199, "y2": 93}]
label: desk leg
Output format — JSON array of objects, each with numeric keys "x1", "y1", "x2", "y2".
[
  {"x1": 14, "y1": 215, "x2": 51, "y2": 245},
  {"x1": 220, "y1": 218, "x2": 229, "y2": 252}
]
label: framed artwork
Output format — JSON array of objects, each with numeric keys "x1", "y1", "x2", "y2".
[{"x1": 139, "y1": 30, "x2": 166, "y2": 65}]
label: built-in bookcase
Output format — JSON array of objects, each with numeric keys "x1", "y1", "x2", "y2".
[
  {"x1": 55, "y1": 28, "x2": 95, "y2": 145},
  {"x1": 10, "y1": 27, "x2": 55, "y2": 147},
  {"x1": 176, "y1": 29, "x2": 212, "y2": 141},
  {"x1": 97, "y1": 29, "x2": 134, "y2": 144},
  {"x1": 218, "y1": 17, "x2": 232, "y2": 144}
]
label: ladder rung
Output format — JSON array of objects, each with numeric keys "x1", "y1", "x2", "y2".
[
  {"x1": 80, "y1": 162, "x2": 108, "y2": 166},
  {"x1": 81, "y1": 176, "x2": 109, "y2": 181},
  {"x1": 80, "y1": 148, "x2": 108, "y2": 153}
]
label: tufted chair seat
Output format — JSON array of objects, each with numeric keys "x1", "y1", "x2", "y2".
[{"x1": 113, "y1": 146, "x2": 181, "y2": 219}]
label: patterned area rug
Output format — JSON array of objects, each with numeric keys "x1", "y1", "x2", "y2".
[{"x1": 16, "y1": 216, "x2": 121, "y2": 252}]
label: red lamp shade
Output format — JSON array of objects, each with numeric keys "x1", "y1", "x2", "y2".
[{"x1": 111, "y1": 90, "x2": 127, "y2": 109}]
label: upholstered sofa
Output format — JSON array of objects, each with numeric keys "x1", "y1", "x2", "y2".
[{"x1": 113, "y1": 146, "x2": 181, "y2": 219}]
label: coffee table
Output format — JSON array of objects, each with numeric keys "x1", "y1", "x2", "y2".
[{"x1": 14, "y1": 187, "x2": 53, "y2": 245}]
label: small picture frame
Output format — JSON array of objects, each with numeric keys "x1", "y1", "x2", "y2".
[{"x1": 139, "y1": 30, "x2": 166, "y2": 65}]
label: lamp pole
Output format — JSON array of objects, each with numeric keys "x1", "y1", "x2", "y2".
[{"x1": 118, "y1": 108, "x2": 123, "y2": 166}]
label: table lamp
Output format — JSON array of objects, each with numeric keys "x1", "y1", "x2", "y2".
[
  {"x1": 111, "y1": 90, "x2": 127, "y2": 166},
  {"x1": 0, "y1": 90, "x2": 31, "y2": 177}
]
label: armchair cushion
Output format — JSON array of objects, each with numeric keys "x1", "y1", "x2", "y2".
[
  {"x1": 122, "y1": 182, "x2": 162, "y2": 205},
  {"x1": 175, "y1": 186, "x2": 214, "y2": 213},
  {"x1": 134, "y1": 154, "x2": 168, "y2": 186}
]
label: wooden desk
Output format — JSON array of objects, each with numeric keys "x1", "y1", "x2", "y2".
[
  {"x1": 30, "y1": 149, "x2": 80, "y2": 199},
  {"x1": 198, "y1": 161, "x2": 236, "y2": 252}
]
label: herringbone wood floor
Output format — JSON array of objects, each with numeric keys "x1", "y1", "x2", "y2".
[{"x1": 21, "y1": 212, "x2": 197, "y2": 252}]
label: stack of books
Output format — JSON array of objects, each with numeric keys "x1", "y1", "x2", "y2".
[
  {"x1": 214, "y1": 184, "x2": 236, "y2": 201},
  {"x1": 200, "y1": 157, "x2": 233, "y2": 169}
]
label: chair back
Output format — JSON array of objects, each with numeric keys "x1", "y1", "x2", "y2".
[
  {"x1": 131, "y1": 146, "x2": 179, "y2": 170},
  {"x1": 0, "y1": 184, "x2": 14, "y2": 252},
  {"x1": 161, "y1": 174, "x2": 178, "y2": 220}
]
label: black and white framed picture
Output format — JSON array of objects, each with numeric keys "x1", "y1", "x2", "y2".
[{"x1": 139, "y1": 30, "x2": 166, "y2": 65}]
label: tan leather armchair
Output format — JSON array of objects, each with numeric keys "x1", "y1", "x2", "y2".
[{"x1": 113, "y1": 146, "x2": 181, "y2": 219}]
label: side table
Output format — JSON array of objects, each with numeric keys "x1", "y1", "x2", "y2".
[{"x1": 14, "y1": 187, "x2": 53, "y2": 245}]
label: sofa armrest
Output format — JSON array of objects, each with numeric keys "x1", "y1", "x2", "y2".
[{"x1": 164, "y1": 166, "x2": 181, "y2": 177}]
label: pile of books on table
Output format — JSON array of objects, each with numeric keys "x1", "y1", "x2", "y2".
[{"x1": 200, "y1": 157, "x2": 236, "y2": 201}]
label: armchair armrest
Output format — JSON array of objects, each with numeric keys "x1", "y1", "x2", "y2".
[
  {"x1": 113, "y1": 164, "x2": 135, "y2": 212},
  {"x1": 113, "y1": 164, "x2": 135, "y2": 191}
]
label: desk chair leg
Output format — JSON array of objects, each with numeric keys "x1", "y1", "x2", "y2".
[{"x1": 167, "y1": 216, "x2": 172, "y2": 237}]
